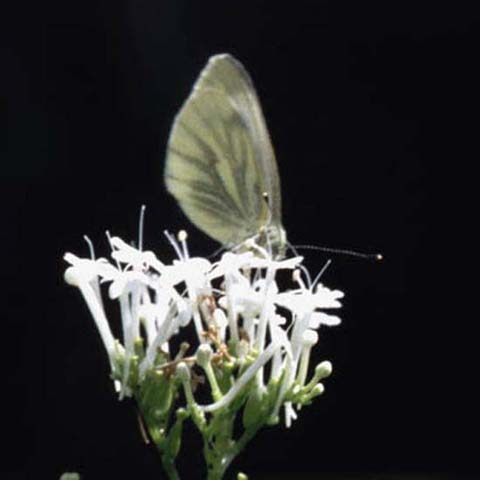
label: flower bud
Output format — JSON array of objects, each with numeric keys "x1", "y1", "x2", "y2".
[
  {"x1": 311, "y1": 383, "x2": 325, "y2": 396},
  {"x1": 64, "y1": 267, "x2": 80, "y2": 286},
  {"x1": 315, "y1": 360, "x2": 332, "y2": 379},
  {"x1": 176, "y1": 362, "x2": 191, "y2": 383},
  {"x1": 196, "y1": 344, "x2": 213, "y2": 368},
  {"x1": 165, "y1": 407, "x2": 188, "y2": 459},
  {"x1": 302, "y1": 329, "x2": 319, "y2": 347},
  {"x1": 300, "y1": 383, "x2": 325, "y2": 404}
]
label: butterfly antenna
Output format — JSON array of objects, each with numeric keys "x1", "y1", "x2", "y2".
[
  {"x1": 294, "y1": 244, "x2": 383, "y2": 261},
  {"x1": 286, "y1": 240, "x2": 301, "y2": 258},
  {"x1": 208, "y1": 244, "x2": 227, "y2": 260}
]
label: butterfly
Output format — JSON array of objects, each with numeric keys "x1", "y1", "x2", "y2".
[{"x1": 164, "y1": 53, "x2": 287, "y2": 258}]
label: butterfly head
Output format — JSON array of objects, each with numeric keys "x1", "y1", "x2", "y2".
[{"x1": 256, "y1": 224, "x2": 287, "y2": 260}]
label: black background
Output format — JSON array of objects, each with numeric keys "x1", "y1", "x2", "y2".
[{"x1": 3, "y1": 1, "x2": 479, "y2": 479}]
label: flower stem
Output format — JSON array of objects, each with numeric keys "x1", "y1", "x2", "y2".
[
  {"x1": 203, "y1": 409, "x2": 234, "y2": 480},
  {"x1": 161, "y1": 454, "x2": 180, "y2": 480}
]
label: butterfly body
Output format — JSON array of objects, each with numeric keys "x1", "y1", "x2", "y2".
[{"x1": 164, "y1": 54, "x2": 286, "y2": 258}]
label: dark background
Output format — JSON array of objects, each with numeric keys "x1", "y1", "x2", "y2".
[{"x1": 2, "y1": 1, "x2": 479, "y2": 479}]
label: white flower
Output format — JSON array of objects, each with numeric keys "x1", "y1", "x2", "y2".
[
  {"x1": 107, "y1": 269, "x2": 151, "y2": 300},
  {"x1": 64, "y1": 253, "x2": 109, "y2": 285},
  {"x1": 276, "y1": 280, "x2": 343, "y2": 363},
  {"x1": 64, "y1": 226, "x2": 343, "y2": 426},
  {"x1": 109, "y1": 236, "x2": 162, "y2": 272},
  {"x1": 218, "y1": 274, "x2": 271, "y2": 320},
  {"x1": 63, "y1": 253, "x2": 115, "y2": 358},
  {"x1": 209, "y1": 251, "x2": 255, "y2": 280},
  {"x1": 275, "y1": 283, "x2": 344, "y2": 317},
  {"x1": 160, "y1": 258, "x2": 211, "y2": 289}
]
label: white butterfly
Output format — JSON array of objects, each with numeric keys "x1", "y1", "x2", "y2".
[{"x1": 164, "y1": 53, "x2": 286, "y2": 258}]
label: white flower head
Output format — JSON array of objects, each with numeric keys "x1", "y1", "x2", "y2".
[{"x1": 64, "y1": 221, "x2": 343, "y2": 425}]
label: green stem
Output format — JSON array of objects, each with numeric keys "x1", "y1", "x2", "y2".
[
  {"x1": 161, "y1": 454, "x2": 180, "y2": 480},
  {"x1": 204, "y1": 411, "x2": 234, "y2": 480},
  {"x1": 206, "y1": 459, "x2": 225, "y2": 480},
  {"x1": 203, "y1": 410, "x2": 263, "y2": 480},
  {"x1": 204, "y1": 424, "x2": 261, "y2": 480},
  {"x1": 204, "y1": 362, "x2": 223, "y2": 402},
  {"x1": 223, "y1": 424, "x2": 261, "y2": 477}
]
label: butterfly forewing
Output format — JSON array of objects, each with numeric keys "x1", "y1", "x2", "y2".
[{"x1": 164, "y1": 53, "x2": 283, "y2": 248}]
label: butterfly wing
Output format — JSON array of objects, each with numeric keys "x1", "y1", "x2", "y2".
[{"x1": 164, "y1": 53, "x2": 283, "y2": 247}]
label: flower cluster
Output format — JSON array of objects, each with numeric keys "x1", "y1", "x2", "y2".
[{"x1": 64, "y1": 225, "x2": 343, "y2": 478}]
